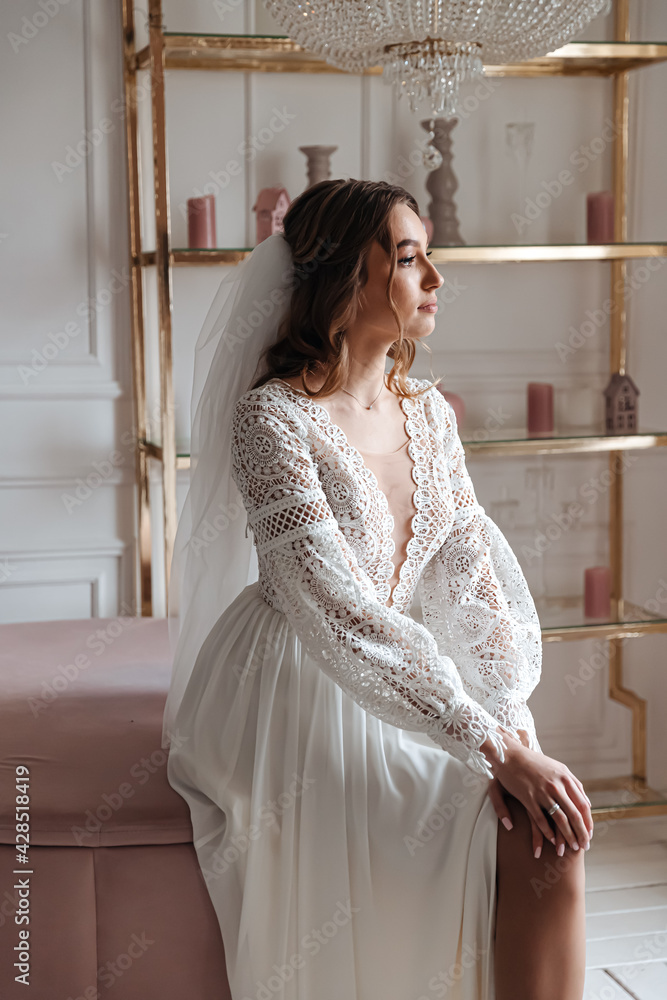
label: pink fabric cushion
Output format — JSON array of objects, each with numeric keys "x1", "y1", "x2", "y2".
[
  {"x1": 0, "y1": 842, "x2": 231, "y2": 1000},
  {"x1": 0, "y1": 618, "x2": 192, "y2": 847}
]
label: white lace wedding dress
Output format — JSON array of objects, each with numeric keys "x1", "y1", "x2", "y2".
[{"x1": 167, "y1": 376, "x2": 542, "y2": 1000}]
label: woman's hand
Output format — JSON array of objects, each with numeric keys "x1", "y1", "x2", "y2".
[
  {"x1": 486, "y1": 727, "x2": 594, "y2": 858},
  {"x1": 487, "y1": 728, "x2": 552, "y2": 858}
]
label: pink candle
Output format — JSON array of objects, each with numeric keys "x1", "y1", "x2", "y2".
[
  {"x1": 187, "y1": 195, "x2": 217, "y2": 248},
  {"x1": 586, "y1": 191, "x2": 615, "y2": 244},
  {"x1": 527, "y1": 382, "x2": 554, "y2": 435},
  {"x1": 584, "y1": 566, "x2": 611, "y2": 618}
]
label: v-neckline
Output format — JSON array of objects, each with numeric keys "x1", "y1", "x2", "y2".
[{"x1": 268, "y1": 377, "x2": 421, "y2": 610}]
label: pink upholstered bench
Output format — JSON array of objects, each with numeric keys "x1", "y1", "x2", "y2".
[{"x1": 0, "y1": 617, "x2": 230, "y2": 1000}]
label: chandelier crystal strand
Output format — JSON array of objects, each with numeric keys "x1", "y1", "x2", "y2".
[{"x1": 262, "y1": 0, "x2": 609, "y2": 119}]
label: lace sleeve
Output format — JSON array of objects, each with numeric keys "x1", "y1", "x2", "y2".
[
  {"x1": 419, "y1": 392, "x2": 543, "y2": 753},
  {"x1": 231, "y1": 391, "x2": 513, "y2": 779}
]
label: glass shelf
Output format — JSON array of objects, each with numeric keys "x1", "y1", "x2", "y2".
[
  {"x1": 162, "y1": 429, "x2": 667, "y2": 468},
  {"x1": 536, "y1": 595, "x2": 667, "y2": 642},
  {"x1": 134, "y1": 37, "x2": 667, "y2": 76},
  {"x1": 161, "y1": 428, "x2": 667, "y2": 468},
  {"x1": 132, "y1": 244, "x2": 667, "y2": 267},
  {"x1": 583, "y1": 778, "x2": 667, "y2": 821},
  {"x1": 409, "y1": 594, "x2": 667, "y2": 643},
  {"x1": 461, "y1": 426, "x2": 667, "y2": 456},
  {"x1": 151, "y1": 435, "x2": 667, "y2": 639}
]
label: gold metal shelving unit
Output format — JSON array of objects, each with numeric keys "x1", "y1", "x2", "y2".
[{"x1": 121, "y1": 0, "x2": 667, "y2": 820}]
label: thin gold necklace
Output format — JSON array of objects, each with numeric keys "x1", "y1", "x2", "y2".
[{"x1": 341, "y1": 374, "x2": 387, "y2": 410}]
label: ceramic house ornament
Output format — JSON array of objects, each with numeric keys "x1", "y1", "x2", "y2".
[
  {"x1": 604, "y1": 373, "x2": 639, "y2": 433},
  {"x1": 252, "y1": 187, "x2": 291, "y2": 245}
]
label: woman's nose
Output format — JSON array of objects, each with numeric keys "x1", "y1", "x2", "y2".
[{"x1": 425, "y1": 263, "x2": 444, "y2": 290}]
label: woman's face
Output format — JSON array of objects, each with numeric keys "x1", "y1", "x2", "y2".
[{"x1": 347, "y1": 202, "x2": 444, "y2": 350}]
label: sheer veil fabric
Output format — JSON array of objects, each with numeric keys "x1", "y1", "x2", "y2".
[{"x1": 163, "y1": 232, "x2": 296, "y2": 747}]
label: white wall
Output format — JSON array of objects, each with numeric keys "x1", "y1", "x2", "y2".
[
  {"x1": 2, "y1": 0, "x2": 666, "y2": 787},
  {"x1": 0, "y1": 0, "x2": 134, "y2": 621}
]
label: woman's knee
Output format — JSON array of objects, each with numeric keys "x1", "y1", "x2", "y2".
[{"x1": 497, "y1": 795, "x2": 586, "y2": 889}]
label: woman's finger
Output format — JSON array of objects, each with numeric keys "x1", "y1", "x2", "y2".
[
  {"x1": 545, "y1": 786, "x2": 588, "y2": 851},
  {"x1": 567, "y1": 772, "x2": 594, "y2": 817},
  {"x1": 564, "y1": 776, "x2": 594, "y2": 841},
  {"x1": 529, "y1": 813, "x2": 544, "y2": 859},
  {"x1": 530, "y1": 800, "x2": 557, "y2": 846},
  {"x1": 553, "y1": 826, "x2": 567, "y2": 858},
  {"x1": 573, "y1": 774, "x2": 593, "y2": 808},
  {"x1": 488, "y1": 778, "x2": 514, "y2": 831}
]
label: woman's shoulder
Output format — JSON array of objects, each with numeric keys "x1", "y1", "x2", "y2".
[
  {"x1": 234, "y1": 378, "x2": 295, "y2": 413},
  {"x1": 233, "y1": 379, "x2": 311, "y2": 438}
]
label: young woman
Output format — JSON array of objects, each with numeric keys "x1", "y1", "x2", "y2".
[{"x1": 165, "y1": 179, "x2": 593, "y2": 1000}]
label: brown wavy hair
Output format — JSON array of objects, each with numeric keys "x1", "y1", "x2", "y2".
[{"x1": 250, "y1": 178, "x2": 441, "y2": 400}]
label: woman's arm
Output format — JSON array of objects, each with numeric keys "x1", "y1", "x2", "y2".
[
  {"x1": 231, "y1": 391, "x2": 513, "y2": 779},
  {"x1": 419, "y1": 391, "x2": 542, "y2": 752}
]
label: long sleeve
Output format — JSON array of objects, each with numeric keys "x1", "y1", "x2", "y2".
[
  {"x1": 419, "y1": 393, "x2": 543, "y2": 753},
  {"x1": 231, "y1": 392, "x2": 513, "y2": 779}
]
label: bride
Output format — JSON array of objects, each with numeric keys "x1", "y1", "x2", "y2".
[{"x1": 164, "y1": 178, "x2": 593, "y2": 1000}]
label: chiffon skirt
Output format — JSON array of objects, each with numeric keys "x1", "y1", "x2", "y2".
[{"x1": 167, "y1": 581, "x2": 500, "y2": 1000}]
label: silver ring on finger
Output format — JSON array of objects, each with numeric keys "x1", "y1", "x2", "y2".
[{"x1": 546, "y1": 802, "x2": 562, "y2": 817}]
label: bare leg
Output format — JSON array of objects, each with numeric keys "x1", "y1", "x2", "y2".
[{"x1": 494, "y1": 792, "x2": 587, "y2": 1000}]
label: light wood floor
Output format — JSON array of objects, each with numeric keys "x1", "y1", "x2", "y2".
[{"x1": 583, "y1": 808, "x2": 667, "y2": 999}]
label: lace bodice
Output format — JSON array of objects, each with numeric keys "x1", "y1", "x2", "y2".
[
  {"x1": 358, "y1": 439, "x2": 416, "y2": 601},
  {"x1": 230, "y1": 376, "x2": 542, "y2": 778}
]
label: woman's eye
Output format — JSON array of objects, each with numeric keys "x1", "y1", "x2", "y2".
[{"x1": 398, "y1": 251, "x2": 433, "y2": 266}]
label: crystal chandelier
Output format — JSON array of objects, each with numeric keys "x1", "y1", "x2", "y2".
[{"x1": 262, "y1": 1, "x2": 610, "y2": 119}]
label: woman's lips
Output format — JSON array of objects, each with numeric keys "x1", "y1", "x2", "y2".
[{"x1": 418, "y1": 302, "x2": 438, "y2": 313}]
